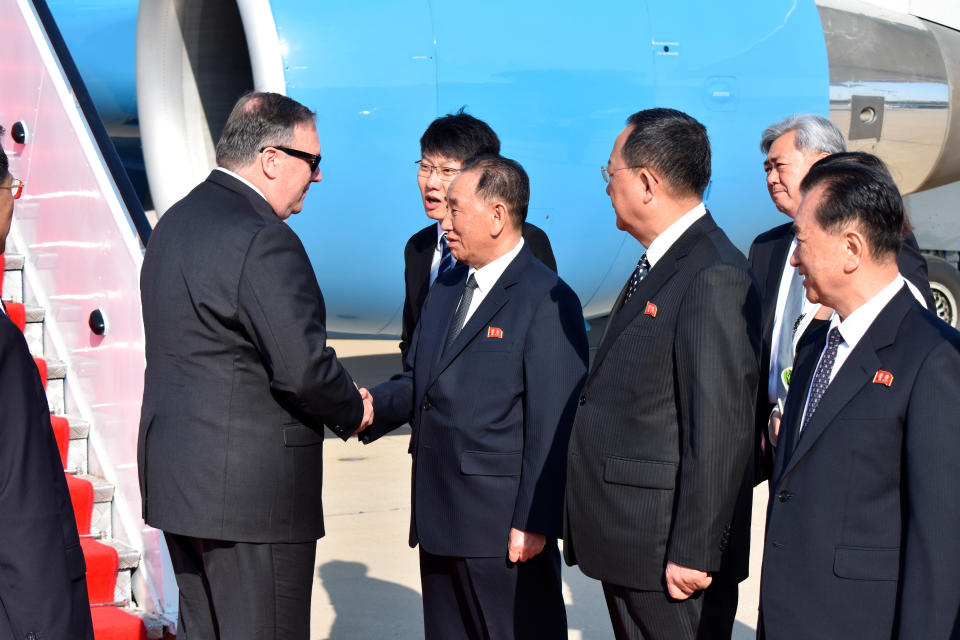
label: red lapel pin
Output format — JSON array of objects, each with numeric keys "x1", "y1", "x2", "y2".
[
  {"x1": 487, "y1": 326, "x2": 503, "y2": 339},
  {"x1": 872, "y1": 370, "x2": 894, "y2": 387},
  {"x1": 644, "y1": 302, "x2": 658, "y2": 317}
]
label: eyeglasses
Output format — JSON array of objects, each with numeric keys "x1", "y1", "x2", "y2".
[
  {"x1": 416, "y1": 160, "x2": 461, "y2": 182},
  {"x1": 260, "y1": 146, "x2": 322, "y2": 173},
  {"x1": 0, "y1": 178, "x2": 24, "y2": 199},
  {"x1": 600, "y1": 165, "x2": 643, "y2": 183}
]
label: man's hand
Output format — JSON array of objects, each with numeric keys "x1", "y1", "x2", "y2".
[
  {"x1": 768, "y1": 405, "x2": 782, "y2": 447},
  {"x1": 507, "y1": 528, "x2": 545, "y2": 563},
  {"x1": 352, "y1": 387, "x2": 374, "y2": 435},
  {"x1": 665, "y1": 561, "x2": 712, "y2": 600}
]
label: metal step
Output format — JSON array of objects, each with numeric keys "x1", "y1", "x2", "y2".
[
  {"x1": 1, "y1": 253, "x2": 24, "y2": 303},
  {"x1": 76, "y1": 474, "x2": 114, "y2": 539},
  {"x1": 63, "y1": 415, "x2": 89, "y2": 475},
  {"x1": 22, "y1": 303, "x2": 44, "y2": 356},
  {"x1": 100, "y1": 538, "x2": 140, "y2": 605},
  {"x1": 45, "y1": 358, "x2": 67, "y2": 414}
]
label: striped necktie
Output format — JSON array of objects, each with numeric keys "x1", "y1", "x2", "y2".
[
  {"x1": 620, "y1": 253, "x2": 650, "y2": 309},
  {"x1": 438, "y1": 234, "x2": 456, "y2": 276}
]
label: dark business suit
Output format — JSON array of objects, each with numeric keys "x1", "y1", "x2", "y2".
[
  {"x1": 760, "y1": 286, "x2": 960, "y2": 639},
  {"x1": 0, "y1": 308, "x2": 94, "y2": 640},
  {"x1": 366, "y1": 245, "x2": 587, "y2": 639},
  {"x1": 564, "y1": 214, "x2": 761, "y2": 639},
  {"x1": 138, "y1": 170, "x2": 363, "y2": 639},
  {"x1": 748, "y1": 223, "x2": 933, "y2": 481},
  {"x1": 399, "y1": 221, "x2": 556, "y2": 367}
]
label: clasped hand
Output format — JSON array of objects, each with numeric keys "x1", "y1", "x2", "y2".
[{"x1": 352, "y1": 386, "x2": 374, "y2": 435}]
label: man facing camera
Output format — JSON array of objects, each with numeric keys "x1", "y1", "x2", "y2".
[
  {"x1": 564, "y1": 108, "x2": 761, "y2": 639},
  {"x1": 400, "y1": 109, "x2": 556, "y2": 367},
  {"x1": 363, "y1": 155, "x2": 588, "y2": 639},
  {"x1": 0, "y1": 127, "x2": 94, "y2": 639},
  {"x1": 138, "y1": 92, "x2": 371, "y2": 640},
  {"x1": 759, "y1": 157, "x2": 960, "y2": 639}
]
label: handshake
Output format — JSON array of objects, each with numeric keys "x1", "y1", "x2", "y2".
[{"x1": 352, "y1": 386, "x2": 375, "y2": 436}]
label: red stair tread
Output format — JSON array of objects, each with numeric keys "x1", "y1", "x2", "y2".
[
  {"x1": 5, "y1": 301, "x2": 24, "y2": 332},
  {"x1": 66, "y1": 474, "x2": 94, "y2": 535},
  {"x1": 34, "y1": 356, "x2": 47, "y2": 388},
  {"x1": 90, "y1": 606, "x2": 147, "y2": 640},
  {"x1": 80, "y1": 538, "x2": 119, "y2": 605},
  {"x1": 51, "y1": 415, "x2": 70, "y2": 467}
]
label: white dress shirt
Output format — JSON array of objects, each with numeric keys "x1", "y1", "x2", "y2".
[
  {"x1": 799, "y1": 275, "x2": 908, "y2": 430},
  {"x1": 215, "y1": 167, "x2": 268, "y2": 203},
  {"x1": 429, "y1": 222, "x2": 445, "y2": 286},
  {"x1": 644, "y1": 202, "x2": 707, "y2": 268},
  {"x1": 462, "y1": 238, "x2": 526, "y2": 324}
]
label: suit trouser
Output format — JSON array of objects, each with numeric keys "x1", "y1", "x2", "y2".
[
  {"x1": 602, "y1": 580, "x2": 738, "y2": 640},
  {"x1": 419, "y1": 542, "x2": 567, "y2": 640},
  {"x1": 165, "y1": 533, "x2": 316, "y2": 640}
]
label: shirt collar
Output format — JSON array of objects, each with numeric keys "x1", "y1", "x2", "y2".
[
  {"x1": 644, "y1": 202, "x2": 707, "y2": 268},
  {"x1": 215, "y1": 167, "x2": 268, "y2": 204},
  {"x1": 436, "y1": 221, "x2": 446, "y2": 251},
  {"x1": 467, "y1": 237, "x2": 526, "y2": 296},
  {"x1": 829, "y1": 274, "x2": 906, "y2": 349}
]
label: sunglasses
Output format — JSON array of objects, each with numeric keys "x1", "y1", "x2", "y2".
[{"x1": 260, "y1": 146, "x2": 321, "y2": 173}]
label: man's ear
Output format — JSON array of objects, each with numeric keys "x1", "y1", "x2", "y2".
[
  {"x1": 842, "y1": 227, "x2": 867, "y2": 273},
  {"x1": 637, "y1": 167, "x2": 660, "y2": 204},
  {"x1": 260, "y1": 147, "x2": 281, "y2": 179},
  {"x1": 490, "y1": 201, "x2": 508, "y2": 237}
]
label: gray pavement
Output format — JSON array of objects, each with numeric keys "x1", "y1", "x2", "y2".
[{"x1": 312, "y1": 347, "x2": 768, "y2": 639}]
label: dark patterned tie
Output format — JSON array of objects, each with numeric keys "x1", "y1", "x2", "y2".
[
  {"x1": 438, "y1": 234, "x2": 456, "y2": 276},
  {"x1": 800, "y1": 327, "x2": 843, "y2": 433},
  {"x1": 620, "y1": 253, "x2": 651, "y2": 309},
  {"x1": 443, "y1": 273, "x2": 478, "y2": 353}
]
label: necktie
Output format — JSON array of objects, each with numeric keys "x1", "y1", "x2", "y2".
[
  {"x1": 438, "y1": 234, "x2": 456, "y2": 276},
  {"x1": 443, "y1": 273, "x2": 478, "y2": 353},
  {"x1": 621, "y1": 253, "x2": 650, "y2": 309},
  {"x1": 775, "y1": 266, "x2": 806, "y2": 402},
  {"x1": 800, "y1": 327, "x2": 843, "y2": 433}
]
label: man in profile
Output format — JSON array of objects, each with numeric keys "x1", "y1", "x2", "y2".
[
  {"x1": 399, "y1": 109, "x2": 556, "y2": 367},
  {"x1": 564, "y1": 108, "x2": 760, "y2": 639},
  {"x1": 364, "y1": 155, "x2": 587, "y2": 639},
  {"x1": 138, "y1": 92, "x2": 371, "y2": 640},
  {"x1": 760, "y1": 156, "x2": 960, "y2": 639},
  {"x1": 0, "y1": 126, "x2": 94, "y2": 638}
]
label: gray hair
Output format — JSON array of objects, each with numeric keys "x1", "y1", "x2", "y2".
[
  {"x1": 215, "y1": 92, "x2": 316, "y2": 170},
  {"x1": 760, "y1": 114, "x2": 846, "y2": 156}
]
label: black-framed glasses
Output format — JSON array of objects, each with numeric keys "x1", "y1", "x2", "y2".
[
  {"x1": 260, "y1": 146, "x2": 321, "y2": 173},
  {"x1": 600, "y1": 165, "x2": 643, "y2": 183},
  {"x1": 415, "y1": 160, "x2": 461, "y2": 182},
  {"x1": 0, "y1": 178, "x2": 24, "y2": 199}
]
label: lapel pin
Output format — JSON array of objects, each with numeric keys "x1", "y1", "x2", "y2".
[
  {"x1": 487, "y1": 326, "x2": 504, "y2": 339},
  {"x1": 872, "y1": 370, "x2": 894, "y2": 387},
  {"x1": 644, "y1": 301, "x2": 658, "y2": 317}
]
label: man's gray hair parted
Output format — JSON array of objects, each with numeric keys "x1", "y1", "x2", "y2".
[
  {"x1": 760, "y1": 114, "x2": 846, "y2": 156},
  {"x1": 215, "y1": 92, "x2": 316, "y2": 170}
]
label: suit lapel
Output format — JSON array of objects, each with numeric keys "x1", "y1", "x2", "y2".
[
  {"x1": 591, "y1": 214, "x2": 717, "y2": 375},
  {"x1": 779, "y1": 287, "x2": 914, "y2": 480},
  {"x1": 761, "y1": 228, "x2": 793, "y2": 343},
  {"x1": 418, "y1": 265, "x2": 469, "y2": 384}
]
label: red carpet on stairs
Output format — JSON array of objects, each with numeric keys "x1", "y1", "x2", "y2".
[
  {"x1": 34, "y1": 356, "x2": 47, "y2": 388},
  {"x1": 90, "y1": 607, "x2": 147, "y2": 640},
  {"x1": 66, "y1": 474, "x2": 94, "y2": 535},
  {"x1": 80, "y1": 538, "x2": 119, "y2": 605},
  {"x1": 5, "y1": 301, "x2": 25, "y2": 331},
  {"x1": 51, "y1": 415, "x2": 70, "y2": 467}
]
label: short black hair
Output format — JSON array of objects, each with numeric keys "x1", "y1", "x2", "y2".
[
  {"x1": 215, "y1": 92, "x2": 316, "y2": 169},
  {"x1": 0, "y1": 125, "x2": 7, "y2": 180},
  {"x1": 623, "y1": 108, "x2": 711, "y2": 198},
  {"x1": 461, "y1": 153, "x2": 529, "y2": 228},
  {"x1": 801, "y1": 156, "x2": 903, "y2": 260},
  {"x1": 420, "y1": 108, "x2": 500, "y2": 163}
]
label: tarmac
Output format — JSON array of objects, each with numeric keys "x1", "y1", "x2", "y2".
[{"x1": 311, "y1": 339, "x2": 768, "y2": 640}]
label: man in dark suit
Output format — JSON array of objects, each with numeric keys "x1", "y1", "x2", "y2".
[
  {"x1": 362, "y1": 155, "x2": 587, "y2": 639},
  {"x1": 0, "y1": 130, "x2": 94, "y2": 639},
  {"x1": 399, "y1": 110, "x2": 556, "y2": 367},
  {"x1": 748, "y1": 115, "x2": 932, "y2": 471},
  {"x1": 138, "y1": 93, "x2": 372, "y2": 640},
  {"x1": 564, "y1": 108, "x2": 760, "y2": 639},
  {"x1": 760, "y1": 157, "x2": 960, "y2": 639}
]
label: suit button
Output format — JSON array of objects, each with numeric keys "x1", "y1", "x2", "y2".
[
  {"x1": 777, "y1": 491, "x2": 793, "y2": 503},
  {"x1": 26, "y1": 634, "x2": 39, "y2": 640},
  {"x1": 579, "y1": 395, "x2": 586, "y2": 406},
  {"x1": 422, "y1": 401, "x2": 432, "y2": 412}
]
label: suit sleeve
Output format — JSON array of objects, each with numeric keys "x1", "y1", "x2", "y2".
[
  {"x1": 668, "y1": 264, "x2": 760, "y2": 572},
  {"x1": 0, "y1": 322, "x2": 90, "y2": 638},
  {"x1": 399, "y1": 236, "x2": 418, "y2": 370},
  {"x1": 522, "y1": 223, "x2": 558, "y2": 273},
  {"x1": 897, "y1": 232, "x2": 934, "y2": 310},
  {"x1": 746, "y1": 237, "x2": 775, "y2": 484},
  {"x1": 897, "y1": 338, "x2": 960, "y2": 638},
  {"x1": 237, "y1": 223, "x2": 363, "y2": 439},
  {"x1": 512, "y1": 282, "x2": 588, "y2": 536}
]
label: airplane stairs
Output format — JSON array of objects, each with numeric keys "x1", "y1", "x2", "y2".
[{"x1": 2, "y1": 252, "x2": 169, "y2": 638}]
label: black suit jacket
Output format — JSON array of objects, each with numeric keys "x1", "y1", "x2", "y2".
[
  {"x1": 0, "y1": 311, "x2": 93, "y2": 639},
  {"x1": 760, "y1": 287, "x2": 960, "y2": 639},
  {"x1": 138, "y1": 170, "x2": 363, "y2": 543},
  {"x1": 366, "y1": 246, "x2": 587, "y2": 557},
  {"x1": 564, "y1": 213, "x2": 761, "y2": 590},
  {"x1": 399, "y1": 221, "x2": 556, "y2": 367},
  {"x1": 748, "y1": 223, "x2": 933, "y2": 482}
]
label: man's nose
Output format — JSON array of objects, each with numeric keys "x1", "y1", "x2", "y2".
[{"x1": 311, "y1": 168, "x2": 322, "y2": 183}]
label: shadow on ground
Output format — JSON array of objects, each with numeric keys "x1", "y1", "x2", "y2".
[{"x1": 319, "y1": 561, "x2": 423, "y2": 639}]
